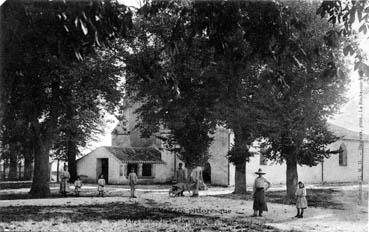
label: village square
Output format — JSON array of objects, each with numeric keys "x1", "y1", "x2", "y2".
[{"x1": 0, "y1": 0, "x2": 368, "y2": 231}]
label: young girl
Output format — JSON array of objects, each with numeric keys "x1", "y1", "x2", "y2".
[
  {"x1": 98, "y1": 174, "x2": 106, "y2": 197},
  {"x1": 295, "y1": 181, "x2": 308, "y2": 218},
  {"x1": 74, "y1": 176, "x2": 82, "y2": 197}
]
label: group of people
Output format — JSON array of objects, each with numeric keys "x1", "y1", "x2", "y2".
[
  {"x1": 252, "y1": 168, "x2": 308, "y2": 218},
  {"x1": 60, "y1": 164, "x2": 307, "y2": 218},
  {"x1": 59, "y1": 165, "x2": 138, "y2": 198},
  {"x1": 59, "y1": 165, "x2": 87, "y2": 197},
  {"x1": 175, "y1": 163, "x2": 207, "y2": 197}
]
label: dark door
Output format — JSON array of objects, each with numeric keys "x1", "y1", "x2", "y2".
[
  {"x1": 101, "y1": 158, "x2": 109, "y2": 184},
  {"x1": 203, "y1": 162, "x2": 211, "y2": 184}
]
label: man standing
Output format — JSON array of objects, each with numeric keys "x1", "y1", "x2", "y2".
[
  {"x1": 128, "y1": 168, "x2": 138, "y2": 198},
  {"x1": 60, "y1": 165, "x2": 70, "y2": 197},
  {"x1": 176, "y1": 163, "x2": 186, "y2": 196},
  {"x1": 252, "y1": 168, "x2": 271, "y2": 217}
]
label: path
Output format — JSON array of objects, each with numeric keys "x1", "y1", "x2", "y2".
[{"x1": 0, "y1": 184, "x2": 367, "y2": 232}]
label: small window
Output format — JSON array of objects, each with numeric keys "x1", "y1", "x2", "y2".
[
  {"x1": 339, "y1": 143, "x2": 347, "y2": 166},
  {"x1": 260, "y1": 154, "x2": 268, "y2": 165},
  {"x1": 127, "y1": 163, "x2": 138, "y2": 175},
  {"x1": 119, "y1": 165, "x2": 124, "y2": 176},
  {"x1": 142, "y1": 164, "x2": 152, "y2": 177}
]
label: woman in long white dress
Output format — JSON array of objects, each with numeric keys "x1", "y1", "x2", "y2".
[{"x1": 190, "y1": 166, "x2": 203, "y2": 197}]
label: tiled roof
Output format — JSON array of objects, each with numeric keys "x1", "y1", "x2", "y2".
[
  {"x1": 103, "y1": 146, "x2": 165, "y2": 164},
  {"x1": 328, "y1": 123, "x2": 369, "y2": 141}
]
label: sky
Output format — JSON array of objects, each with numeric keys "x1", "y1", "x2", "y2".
[{"x1": 82, "y1": 0, "x2": 369, "y2": 154}]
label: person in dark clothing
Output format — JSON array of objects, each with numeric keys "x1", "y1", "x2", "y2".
[{"x1": 252, "y1": 168, "x2": 271, "y2": 217}]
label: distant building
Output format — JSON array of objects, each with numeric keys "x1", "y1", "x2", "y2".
[
  {"x1": 76, "y1": 103, "x2": 234, "y2": 185},
  {"x1": 76, "y1": 103, "x2": 368, "y2": 186}
]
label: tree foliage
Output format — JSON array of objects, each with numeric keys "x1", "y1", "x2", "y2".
[
  {"x1": 254, "y1": 1, "x2": 350, "y2": 199},
  {"x1": 0, "y1": 0, "x2": 131, "y2": 196},
  {"x1": 52, "y1": 47, "x2": 125, "y2": 182},
  {"x1": 126, "y1": 0, "x2": 353, "y2": 197},
  {"x1": 125, "y1": 1, "x2": 220, "y2": 168},
  {"x1": 318, "y1": 0, "x2": 369, "y2": 79}
]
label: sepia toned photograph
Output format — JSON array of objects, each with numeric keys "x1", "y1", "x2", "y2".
[{"x1": 0, "y1": 0, "x2": 368, "y2": 231}]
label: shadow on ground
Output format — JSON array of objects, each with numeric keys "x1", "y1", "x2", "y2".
[
  {"x1": 0, "y1": 189, "x2": 123, "y2": 200},
  {"x1": 0, "y1": 200, "x2": 279, "y2": 232},
  {"x1": 212, "y1": 189, "x2": 369, "y2": 210}
]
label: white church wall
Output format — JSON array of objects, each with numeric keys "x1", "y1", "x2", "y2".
[
  {"x1": 247, "y1": 155, "x2": 326, "y2": 186},
  {"x1": 246, "y1": 157, "x2": 286, "y2": 186},
  {"x1": 245, "y1": 139, "x2": 369, "y2": 186},
  {"x1": 298, "y1": 165, "x2": 322, "y2": 184},
  {"x1": 208, "y1": 128, "x2": 231, "y2": 186},
  {"x1": 323, "y1": 140, "x2": 369, "y2": 183},
  {"x1": 228, "y1": 163, "x2": 235, "y2": 186},
  {"x1": 154, "y1": 149, "x2": 175, "y2": 183},
  {"x1": 364, "y1": 143, "x2": 369, "y2": 182}
]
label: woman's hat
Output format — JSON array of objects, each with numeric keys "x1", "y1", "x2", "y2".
[{"x1": 255, "y1": 168, "x2": 266, "y2": 175}]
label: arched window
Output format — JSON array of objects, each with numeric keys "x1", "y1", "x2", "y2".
[{"x1": 339, "y1": 143, "x2": 347, "y2": 166}]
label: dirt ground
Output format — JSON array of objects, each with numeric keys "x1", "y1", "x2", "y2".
[{"x1": 0, "y1": 184, "x2": 367, "y2": 232}]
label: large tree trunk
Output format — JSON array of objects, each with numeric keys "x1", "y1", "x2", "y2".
[
  {"x1": 286, "y1": 153, "x2": 298, "y2": 201},
  {"x1": 230, "y1": 127, "x2": 250, "y2": 195},
  {"x1": 234, "y1": 161, "x2": 246, "y2": 194},
  {"x1": 29, "y1": 135, "x2": 51, "y2": 197},
  {"x1": 67, "y1": 140, "x2": 77, "y2": 183}
]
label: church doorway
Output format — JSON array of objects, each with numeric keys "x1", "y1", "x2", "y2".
[
  {"x1": 96, "y1": 158, "x2": 109, "y2": 184},
  {"x1": 203, "y1": 162, "x2": 211, "y2": 184}
]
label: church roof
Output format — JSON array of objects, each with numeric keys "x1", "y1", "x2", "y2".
[
  {"x1": 328, "y1": 123, "x2": 369, "y2": 141},
  {"x1": 103, "y1": 146, "x2": 165, "y2": 164}
]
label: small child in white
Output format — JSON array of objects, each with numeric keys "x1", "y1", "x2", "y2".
[
  {"x1": 295, "y1": 181, "x2": 308, "y2": 218},
  {"x1": 98, "y1": 174, "x2": 106, "y2": 197},
  {"x1": 74, "y1": 176, "x2": 82, "y2": 197},
  {"x1": 128, "y1": 168, "x2": 138, "y2": 198}
]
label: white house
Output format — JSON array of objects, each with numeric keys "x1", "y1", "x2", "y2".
[{"x1": 76, "y1": 103, "x2": 368, "y2": 186}]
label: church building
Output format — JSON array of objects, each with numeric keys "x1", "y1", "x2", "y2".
[
  {"x1": 76, "y1": 104, "x2": 368, "y2": 186},
  {"x1": 76, "y1": 104, "x2": 234, "y2": 185}
]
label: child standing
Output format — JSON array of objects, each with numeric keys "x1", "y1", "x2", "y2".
[
  {"x1": 295, "y1": 181, "x2": 308, "y2": 218},
  {"x1": 128, "y1": 168, "x2": 138, "y2": 198},
  {"x1": 98, "y1": 174, "x2": 106, "y2": 197},
  {"x1": 74, "y1": 176, "x2": 82, "y2": 197}
]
